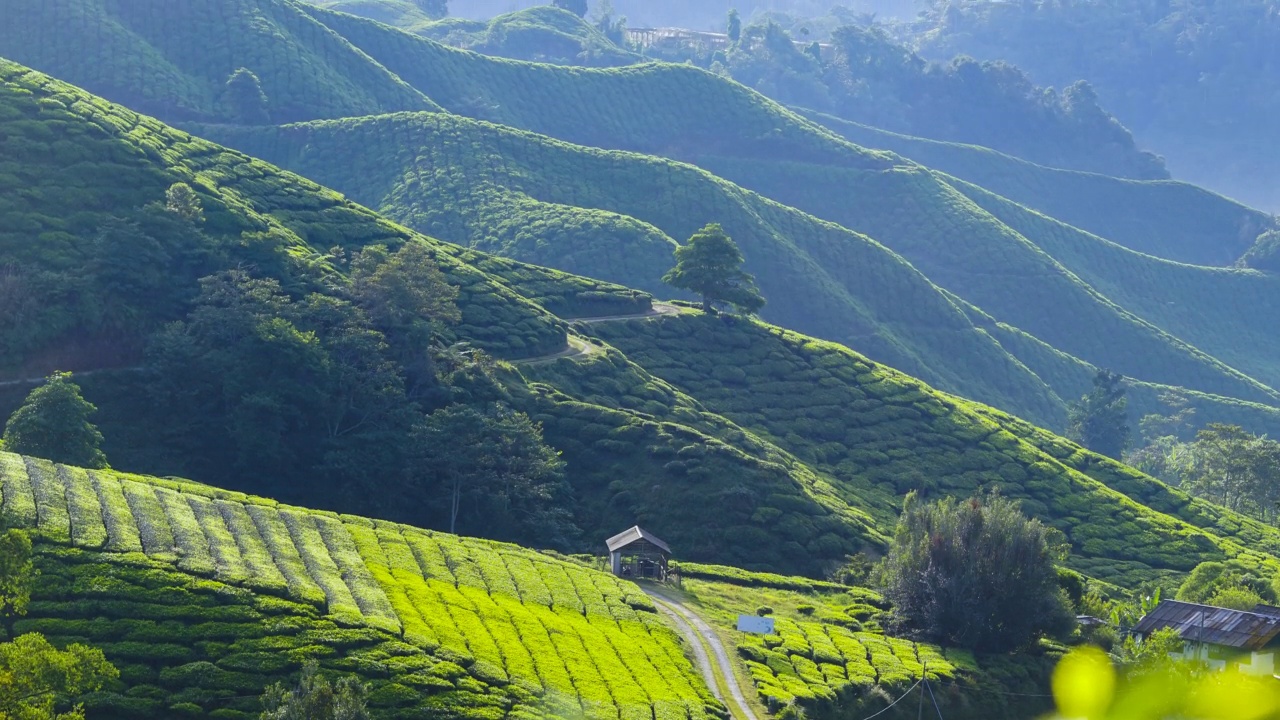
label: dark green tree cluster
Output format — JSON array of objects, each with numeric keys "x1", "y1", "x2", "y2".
[
  {"x1": 260, "y1": 662, "x2": 370, "y2": 720},
  {"x1": 1238, "y1": 230, "x2": 1280, "y2": 273},
  {"x1": 1129, "y1": 421, "x2": 1280, "y2": 525},
  {"x1": 1066, "y1": 369, "x2": 1130, "y2": 460},
  {"x1": 224, "y1": 68, "x2": 271, "y2": 125},
  {"x1": 142, "y1": 245, "x2": 575, "y2": 546},
  {"x1": 663, "y1": 223, "x2": 764, "y2": 314},
  {"x1": 1175, "y1": 560, "x2": 1278, "y2": 611},
  {"x1": 878, "y1": 492, "x2": 1074, "y2": 652},
  {"x1": 411, "y1": 401, "x2": 573, "y2": 547},
  {"x1": 410, "y1": 0, "x2": 448, "y2": 20},
  {"x1": 911, "y1": 0, "x2": 1280, "y2": 207}
]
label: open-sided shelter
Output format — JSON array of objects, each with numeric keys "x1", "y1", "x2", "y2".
[{"x1": 606, "y1": 526, "x2": 670, "y2": 581}]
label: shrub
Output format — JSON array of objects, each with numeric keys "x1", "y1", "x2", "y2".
[
  {"x1": 879, "y1": 492, "x2": 1074, "y2": 651},
  {"x1": 756, "y1": 606, "x2": 773, "y2": 616}
]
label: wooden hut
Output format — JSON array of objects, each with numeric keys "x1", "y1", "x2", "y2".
[{"x1": 606, "y1": 526, "x2": 670, "y2": 581}]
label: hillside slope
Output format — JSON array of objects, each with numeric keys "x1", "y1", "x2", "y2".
[
  {"x1": 799, "y1": 109, "x2": 1271, "y2": 267},
  {"x1": 412, "y1": 7, "x2": 640, "y2": 67},
  {"x1": 196, "y1": 112, "x2": 1068, "y2": 428},
  {"x1": 197, "y1": 111, "x2": 1280, "y2": 439},
  {"x1": 0, "y1": 0, "x2": 439, "y2": 123},
  {"x1": 6, "y1": 55, "x2": 1280, "y2": 598},
  {"x1": 586, "y1": 312, "x2": 1280, "y2": 585},
  {"x1": 6, "y1": 0, "x2": 1279, "y2": 439},
  {"x1": 0, "y1": 451, "x2": 720, "y2": 720}
]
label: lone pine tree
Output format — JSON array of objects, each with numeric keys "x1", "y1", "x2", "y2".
[{"x1": 663, "y1": 223, "x2": 765, "y2": 314}]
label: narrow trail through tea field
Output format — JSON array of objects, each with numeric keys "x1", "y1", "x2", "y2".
[
  {"x1": 512, "y1": 302, "x2": 681, "y2": 365},
  {"x1": 645, "y1": 586, "x2": 761, "y2": 720}
]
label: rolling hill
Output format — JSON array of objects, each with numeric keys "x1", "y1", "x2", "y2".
[
  {"x1": 6, "y1": 1, "x2": 1280, "y2": 445},
  {"x1": 0, "y1": 0, "x2": 439, "y2": 123},
  {"x1": 4, "y1": 56, "x2": 1280, "y2": 594},
  {"x1": 195, "y1": 108, "x2": 1280, "y2": 442},
  {"x1": 797, "y1": 109, "x2": 1272, "y2": 267},
  {"x1": 8, "y1": 37, "x2": 1280, "y2": 720}
]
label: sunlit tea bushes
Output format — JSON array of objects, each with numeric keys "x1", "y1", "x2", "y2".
[
  {"x1": 0, "y1": 451, "x2": 724, "y2": 720},
  {"x1": 592, "y1": 313, "x2": 1280, "y2": 585}
]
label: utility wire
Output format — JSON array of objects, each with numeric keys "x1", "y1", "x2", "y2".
[
  {"x1": 926, "y1": 678, "x2": 945, "y2": 720},
  {"x1": 855, "y1": 680, "x2": 923, "y2": 720}
]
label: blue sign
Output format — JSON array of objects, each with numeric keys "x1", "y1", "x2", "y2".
[{"x1": 737, "y1": 615, "x2": 776, "y2": 635}]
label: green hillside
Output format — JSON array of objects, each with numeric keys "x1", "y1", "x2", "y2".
[
  {"x1": 697, "y1": 157, "x2": 1280, "y2": 406},
  {"x1": 7, "y1": 0, "x2": 1277, "y2": 441},
  {"x1": 195, "y1": 112, "x2": 1069, "y2": 428},
  {"x1": 0, "y1": 58, "x2": 886, "y2": 577},
  {"x1": 798, "y1": 109, "x2": 1272, "y2": 267},
  {"x1": 412, "y1": 7, "x2": 639, "y2": 67},
  {"x1": 0, "y1": 451, "x2": 721, "y2": 720},
  {"x1": 0, "y1": 0, "x2": 438, "y2": 123},
  {"x1": 195, "y1": 110, "x2": 1280, "y2": 441},
  {"x1": 306, "y1": 0, "x2": 436, "y2": 31},
  {"x1": 586, "y1": 312, "x2": 1280, "y2": 586},
  {"x1": 297, "y1": 6, "x2": 895, "y2": 171},
  {"x1": 10, "y1": 54, "x2": 1280, "y2": 589}
]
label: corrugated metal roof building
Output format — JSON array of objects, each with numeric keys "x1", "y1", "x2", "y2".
[
  {"x1": 1134, "y1": 600, "x2": 1280, "y2": 650},
  {"x1": 1134, "y1": 600, "x2": 1280, "y2": 676}
]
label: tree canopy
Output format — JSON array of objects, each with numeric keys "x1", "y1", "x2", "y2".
[
  {"x1": 1066, "y1": 369, "x2": 1130, "y2": 460},
  {"x1": 0, "y1": 528, "x2": 32, "y2": 641},
  {"x1": 0, "y1": 633, "x2": 118, "y2": 720},
  {"x1": 260, "y1": 661, "x2": 369, "y2": 720},
  {"x1": 410, "y1": 402, "x2": 575, "y2": 548},
  {"x1": 2, "y1": 373, "x2": 107, "y2": 469},
  {"x1": 224, "y1": 68, "x2": 270, "y2": 125},
  {"x1": 662, "y1": 223, "x2": 765, "y2": 314},
  {"x1": 879, "y1": 492, "x2": 1074, "y2": 652}
]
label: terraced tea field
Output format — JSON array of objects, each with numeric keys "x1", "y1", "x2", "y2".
[{"x1": 0, "y1": 452, "x2": 719, "y2": 720}]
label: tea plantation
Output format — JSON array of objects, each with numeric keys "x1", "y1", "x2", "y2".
[
  {"x1": 199, "y1": 109, "x2": 1280, "y2": 441},
  {"x1": 798, "y1": 108, "x2": 1270, "y2": 267},
  {"x1": 0, "y1": 0, "x2": 438, "y2": 123},
  {"x1": 0, "y1": 452, "x2": 723, "y2": 720},
  {"x1": 0, "y1": 60, "x2": 880, "y2": 576},
  {"x1": 6, "y1": 0, "x2": 1280, "y2": 441},
  {"x1": 590, "y1": 313, "x2": 1280, "y2": 585},
  {"x1": 668, "y1": 564, "x2": 1054, "y2": 719}
]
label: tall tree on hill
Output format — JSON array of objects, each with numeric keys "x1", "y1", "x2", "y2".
[
  {"x1": 2, "y1": 373, "x2": 107, "y2": 469},
  {"x1": 410, "y1": 402, "x2": 575, "y2": 548},
  {"x1": 1067, "y1": 369, "x2": 1131, "y2": 460},
  {"x1": 879, "y1": 491, "x2": 1074, "y2": 652},
  {"x1": 552, "y1": 0, "x2": 588, "y2": 18},
  {"x1": 663, "y1": 223, "x2": 765, "y2": 314},
  {"x1": 224, "y1": 68, "x2": 270, "y2": 125},
  {"x1": 727, "y1": 9, "x2": 742, "y2": 43}
]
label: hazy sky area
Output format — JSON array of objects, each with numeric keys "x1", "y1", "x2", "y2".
[{"x1": 455, "y1": 0, "x2": 922, "y2": 29}]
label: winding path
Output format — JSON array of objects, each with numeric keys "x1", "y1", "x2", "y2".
[
  {"x1": 512, "y1": 302, "x2": 681, "y2": 366},
  {"x1": 644, "y1": 586, "x2": 761, "y2": 720}
]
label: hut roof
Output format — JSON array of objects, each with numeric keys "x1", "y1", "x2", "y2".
[
  {"x1": 1134, "y1": 600, "x2": 1280, "y2": 650},
  {"x1": 606, "y1": 526, "x2": 671, "y2": 554}
]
